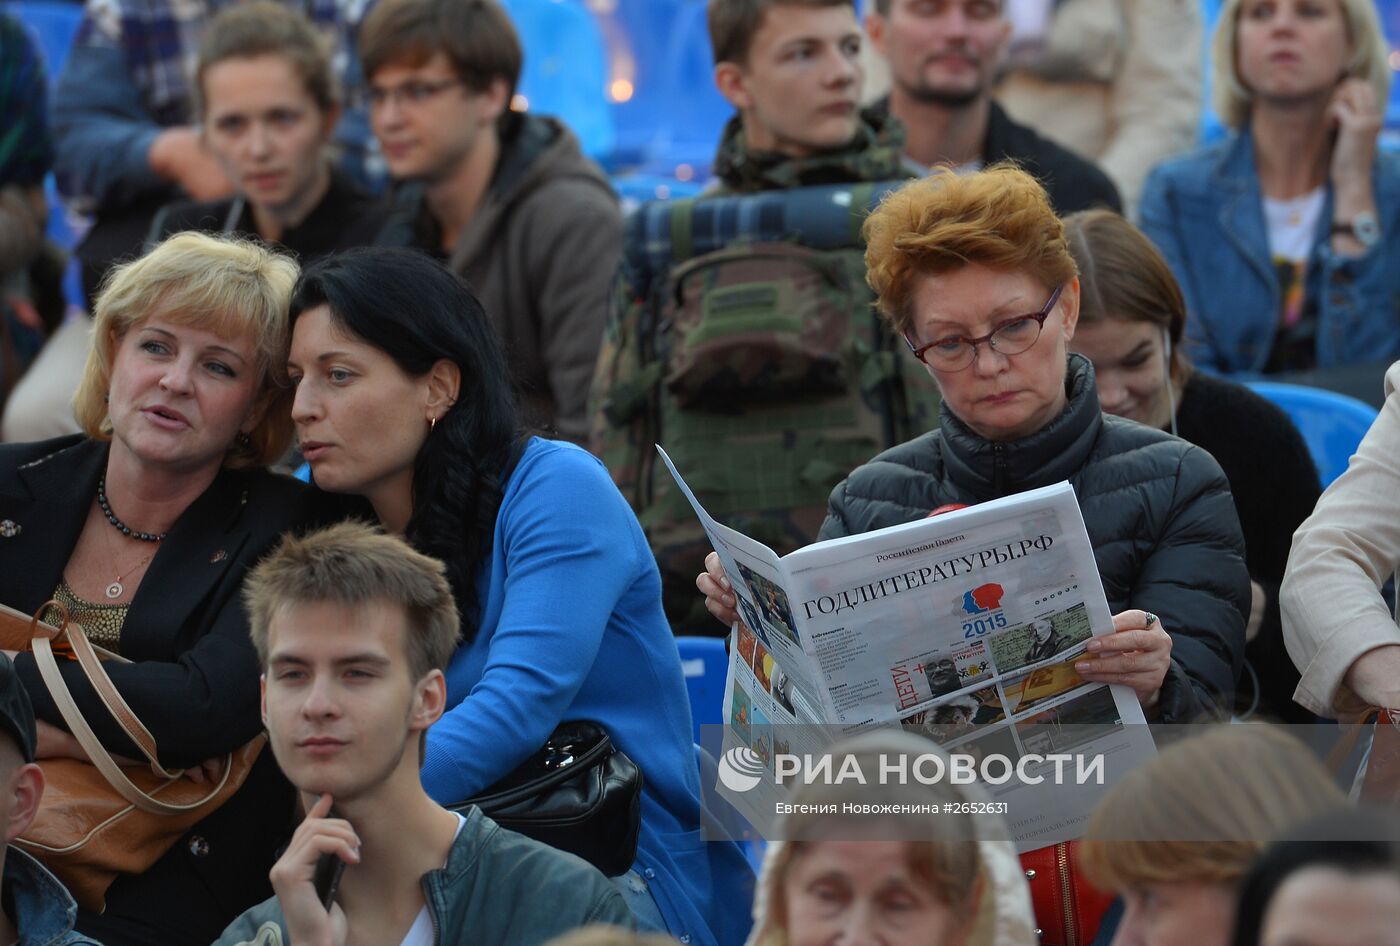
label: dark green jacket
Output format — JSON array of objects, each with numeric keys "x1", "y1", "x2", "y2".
[{"x1": 210, "y1": 807, "x2": 633, "y2": 946}]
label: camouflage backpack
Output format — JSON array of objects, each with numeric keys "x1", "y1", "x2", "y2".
[{"x1": 590, "y1": 181, "x2": 943, "y2": 634}]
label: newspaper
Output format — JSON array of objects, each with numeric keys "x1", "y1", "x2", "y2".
[{"x1": 659, "y1": 447, "x2": 1156, "y2": 850}]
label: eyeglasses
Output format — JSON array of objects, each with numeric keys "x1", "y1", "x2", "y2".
[
  {"x1": 904, "y1": 284, "x2": 1065, "y2": 372},
  {"x1": 362, "y1": 78, "x2": 464, "y2": 111}
]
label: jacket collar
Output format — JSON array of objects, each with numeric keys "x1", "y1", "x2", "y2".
[
  {"x1": 0, "y1": 438, "x2": 256, "y2": 631},
  {"x1": 711, "y1": 107, "x2": 910, "y2": 193},
  {"x1": 1209, "y1": 129, "x2": 1278, "y2": 292},
  {"x1": 868, "y1": 96, "x2": 1019, "y2": 169},
  {"x1": 386, "y1": 114, "x2": 608, "y2": 268},
  {"x1": 418, "y1": 807, "x2": 491, "y2": 942},
  {"x1": 0, "y1": 438, "x2": 106, "y2": 615},
  {"x1": 6, "y1": 847, "x2": 80, "y2": 946},
  {"x1": 939, "y1": 353, "x2": 1104, "y2": 502},
  {"x1": 446, "y1": 114, "x2": 609, "y2": 272},
  {"x1": 1210, "y1": 127, "x2": 1260, "y2": 190},
  {"x1": 981, "y1": 100, "x2": 1024, "y2": 165}
]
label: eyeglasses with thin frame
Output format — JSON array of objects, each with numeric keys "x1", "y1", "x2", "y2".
[
  {"x1": 362, "y1": 78, "x2": 464, "y2": 111},
  {"x1": 903, "y1": 284, "x2": 1065, "y2": 372}
]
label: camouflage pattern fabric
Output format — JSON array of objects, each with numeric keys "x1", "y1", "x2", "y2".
[
  {"x1": 710, "y1": 108, "x2": 914, "y2": 194},
  {"x1": 591, "y1": 123, "x2": 939, "y2": 636}
]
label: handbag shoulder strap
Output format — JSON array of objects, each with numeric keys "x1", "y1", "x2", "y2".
[
  {"x1": 28, "y1": 602, "x2": 234, "y2": 816},
  {"x1": 26, "y1": 601, "x2": 161, "y2": 766}
]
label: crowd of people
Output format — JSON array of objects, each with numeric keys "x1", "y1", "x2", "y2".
[{"x1": 0, "y1": 0, "x2": 1398, "y2": 944}]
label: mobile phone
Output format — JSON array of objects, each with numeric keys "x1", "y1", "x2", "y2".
[{"x1": 312, "y1": 851, "x2": 346, "y2": 909}]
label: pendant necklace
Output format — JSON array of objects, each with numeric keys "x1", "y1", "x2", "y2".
[
  {"x1": 105, "y1": 554, "x2": 153, "y2": 600},
  {"x1": 95, "y1": 477, "x2": 163, "y2": 599}
]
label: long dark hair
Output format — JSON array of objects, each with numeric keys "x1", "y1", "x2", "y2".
[{"x1": 289, "y1": 246, "x2": 522, "y2": 636}]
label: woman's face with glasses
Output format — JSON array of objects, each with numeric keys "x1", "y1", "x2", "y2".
[{"x1": 905, "y1": 265, "x2": 1080, "y2": 443}]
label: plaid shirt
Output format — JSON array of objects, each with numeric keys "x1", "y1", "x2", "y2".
[
  {"x1": 79, "y1": 0, "x2": 368, "y2": 127},
  {"x1": 59, "y1": 0, "x2": 381, "y2": 203},
  {"x1": 0, "y1": 12, "x2": 53, "y2": 187}
]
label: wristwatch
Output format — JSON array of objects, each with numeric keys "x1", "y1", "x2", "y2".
[{"x1": 1331, "y1": 211, "x2": 1382, "y2": 248}]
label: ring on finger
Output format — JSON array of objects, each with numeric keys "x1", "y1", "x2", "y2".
[{"x1": 1144, "y1": 611, "x2": 1158, "y2": 627}]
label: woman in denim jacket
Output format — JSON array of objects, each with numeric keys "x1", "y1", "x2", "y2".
[{"x1": 1139, "y1": 0, "x2": 1400, "y2": 377}]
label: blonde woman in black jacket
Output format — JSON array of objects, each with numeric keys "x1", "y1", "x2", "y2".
[{"x1": 0, "y1": 233, "x2": 325, "y2": 946}]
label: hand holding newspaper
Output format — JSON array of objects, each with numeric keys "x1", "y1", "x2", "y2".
[{"x1": 659, "y1": 447, "x2": 1155, "y2": 849}]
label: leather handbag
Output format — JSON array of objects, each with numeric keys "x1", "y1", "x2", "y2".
[
  {"x1": 0, "y1": 599, "x2": 76, "y2": 657},
  {"x1": 1, "y1": 600, "x2": 265, "y2": 912},
  {"x1": 1020, "y1": 841, "x2": 1115, "y2": 946},
  {"x1": 450, "y1": 720, "x2": 643, "y2": 877}
]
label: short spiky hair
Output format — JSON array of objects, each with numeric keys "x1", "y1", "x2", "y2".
[
  {"x1": 862, "y1": 164, "x2": 1078, "y2": 337},
  {"x1": 244, "y1": 522, "x2": 461, "y2": 681},
  {"x1": 707, "y1": 0, "x2": 855, "y2": 66}
]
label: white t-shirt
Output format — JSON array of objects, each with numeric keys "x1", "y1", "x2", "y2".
[
  {"x1": 1263, "y1": 186, "x2": 1326, "y2": 264},
  {"x1": 1006, "y1": 0, "x2": 1056, "y2": 45},
  {"x1": 398, "y1": 812, "x2": 468, "y2": 946}
]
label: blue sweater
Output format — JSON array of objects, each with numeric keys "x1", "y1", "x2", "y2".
[{"x1": 421, "y1": 438, "x2": 751, "y2": 946}]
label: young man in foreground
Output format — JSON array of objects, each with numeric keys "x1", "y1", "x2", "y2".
[{"x1": 213, "y1": 522, "x2": 632, "y2": 946}]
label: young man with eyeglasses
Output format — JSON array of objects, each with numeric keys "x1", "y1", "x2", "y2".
[
  {"x1": 212, "y1": 523, "x2": 633, "y2": 946},
  {"x1": 363, "y1": 0, "x2": 621, "y2": 447},
  {"x1": 864, "y1": 0, "x2": 1121, "y2": 215}
]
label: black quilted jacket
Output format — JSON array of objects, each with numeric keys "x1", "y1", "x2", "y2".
[{"x1": 819, "y1": 355, "x2": 1248, "y2": 722}]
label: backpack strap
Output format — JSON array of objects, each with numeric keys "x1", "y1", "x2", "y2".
[
  {"x1": 668, "y1": 198, "x2": 696, "y2": 266},
  {"x1": 847, "y1": 182, "x2": 877, "y2": 244}
]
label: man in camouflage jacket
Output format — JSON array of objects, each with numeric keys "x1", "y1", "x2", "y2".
[{"x1": 591, "y1": 0, "x2": 933, "y2": 634}]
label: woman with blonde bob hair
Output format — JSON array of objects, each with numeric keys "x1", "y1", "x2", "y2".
[
  {"x1": 1140, "y1": 0, "x2": 1400, "y2": 376},
  {"x1": 703, "y1": 166, "x2": 1249, "y2": 723},
  {"x1": 73, "y1": 230, "x2": 297, "y2": 467},
  {"x1": 1081, "y1": 725, "x2": 1346, "y2": 946},
  {"x1": 745, "y1": 730, "x2": 1036, "y2": 946},
  {"x1": 0, "y1": 231, "x2": 328, "y2": 945}
]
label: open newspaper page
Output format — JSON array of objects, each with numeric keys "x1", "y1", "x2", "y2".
[
  {"x1": 653, "y1": 449, "x2": 827, "y2": 737},
  {"x1": 659, "y1": 448, "x2": 1157, "y2": 850},
  {"x1": 776, "y1": 482, "x2": 1157, "y2": 847}
]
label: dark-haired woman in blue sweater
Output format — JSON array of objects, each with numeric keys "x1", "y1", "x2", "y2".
[{"x1": 284, "y1": 246, "x2": 751, "y2": 946}]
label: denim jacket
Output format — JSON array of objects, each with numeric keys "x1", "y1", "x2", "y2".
[
  {"x1": 5, "y1": 848, "x2": 105, "y2": 946},
  {"x1": 210, "y1": 807, "x2": 633, "y2": 946},
  {"x1": 1139, "y1": 128, "x2": 1400, "y2": 375}
]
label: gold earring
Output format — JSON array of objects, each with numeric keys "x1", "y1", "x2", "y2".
[{"x1": 429, "y1": 415, "x2": 437, "y2": 431}]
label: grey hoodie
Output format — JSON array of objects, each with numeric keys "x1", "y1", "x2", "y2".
[{"x1": 378, "y1": 114, "x2": 622, "y2": 445}]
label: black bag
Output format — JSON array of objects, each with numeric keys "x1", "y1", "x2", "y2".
[{"x1": 451, "y1": 721, "x2": 643, "y2": 877}]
